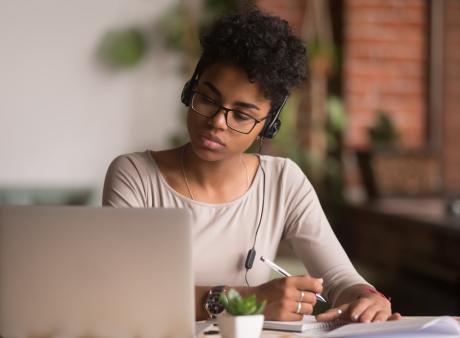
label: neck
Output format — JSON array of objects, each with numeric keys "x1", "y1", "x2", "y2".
[{"x1": 180, "y1": 144, "x2": 249, "y2": 201}]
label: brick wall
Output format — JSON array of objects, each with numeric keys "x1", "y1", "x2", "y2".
[
  {"x1": 442, "y1": 0, "x2": 460, "y2": 193},
  {"x1": 343, "y1": 0, "x2": 428, "y2": 149},
  {"x1": 255, "y1": 0, "x2": 459, "y2": 194}
]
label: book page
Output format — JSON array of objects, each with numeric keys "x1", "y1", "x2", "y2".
[{"x1": 324, "y1": 316, "x2": 460, "y2": 338}]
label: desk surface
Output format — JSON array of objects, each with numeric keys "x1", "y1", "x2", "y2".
[{"x1": 199, "y1": 317, "x2": 460, "y2": 338}]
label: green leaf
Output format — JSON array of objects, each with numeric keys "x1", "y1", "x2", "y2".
[
  {"x1": 327, "y1": 96, "x2": 347, "y2": 132},
  {"x1": 226, "y1": 288, "x2": 241, "y2": 302},
  {"x1": 219, "y1": 288, "x2": 265, "y2": 316},
  {"x1": 254, "y1": 300, "x2": 266, "y2": 315}
]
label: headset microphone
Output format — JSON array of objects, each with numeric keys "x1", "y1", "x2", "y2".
[{"x1": 245, "y1": 248, "x2": 257, "y2": 269}]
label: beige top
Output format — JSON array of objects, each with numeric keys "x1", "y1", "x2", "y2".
[{"x1": 102, "y1": 151, "x2": 369, "y2": 305}]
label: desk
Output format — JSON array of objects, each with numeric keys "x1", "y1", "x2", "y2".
[{"x1": 199, "y1": 317, "x2": 460, "y2": 337}]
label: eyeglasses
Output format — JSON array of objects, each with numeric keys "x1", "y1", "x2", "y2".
[{"x1": 190, "y1": 91, "x2": 268, "y2": 134}]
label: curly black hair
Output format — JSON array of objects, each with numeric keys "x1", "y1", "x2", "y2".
[{"x1": 199, "y1": 8, "x2": 307, "y2": 110}]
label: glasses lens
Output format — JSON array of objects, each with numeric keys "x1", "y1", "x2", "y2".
[
  {"x1": 227, "y1": 111, "x2": 256, "y2": 134},
  {"x1": 192, "y1": 93, "x2": 218, "y2": 117},
  {"x1": 191, "y1": 92, "x2": 257, "y2": 134}
]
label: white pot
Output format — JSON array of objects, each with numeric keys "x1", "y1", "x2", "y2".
[{"x1": 217, "y1": 313, "x2": 264, "y2": 338}]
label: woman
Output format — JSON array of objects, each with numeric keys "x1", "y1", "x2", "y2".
[{"x1": 103, "y1": 8, "x2": 400, "y2": 323}]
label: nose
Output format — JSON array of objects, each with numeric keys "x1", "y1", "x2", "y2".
[{"x1": 208, "y1": 108, "x2": 228, "y2": 130}]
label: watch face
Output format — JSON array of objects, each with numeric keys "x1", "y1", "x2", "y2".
[
  {"x1": 205, "y1": 286, "x2": 225, "y2": 316},
  {"x1": 207, "y1": 301, "x2": 224, "y2": 315}
]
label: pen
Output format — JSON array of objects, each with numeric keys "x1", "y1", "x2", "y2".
[{"x1": 260, "y1": 256, "x2": 327, "y2": 303}]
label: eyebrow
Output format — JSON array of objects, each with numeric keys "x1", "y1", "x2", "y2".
[{"x1": 203, "y1": 81, "x2": 261, "y2": 111}]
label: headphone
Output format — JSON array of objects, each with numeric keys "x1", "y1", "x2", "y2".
[
  {"x1": 181, "y1": 57, "x2": 287, "y2": 139},
  {"x1": 181, "y1": 57, "x2": 288, "y2": 285}
]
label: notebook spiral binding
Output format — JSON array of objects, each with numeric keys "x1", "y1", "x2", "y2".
[{"x1": 306, "y1": 320, "x2": 346, "y2": 332}]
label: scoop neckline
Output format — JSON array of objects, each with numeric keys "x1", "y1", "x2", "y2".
[{"x1": 146, "y1": 150, "x2": 263, "y2": 208}]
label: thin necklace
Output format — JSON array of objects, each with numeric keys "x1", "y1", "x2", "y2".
[
  {"x1": 180, "y1": 145, "x2": 250, "y2": 201},
  {"x1": 181, "y1": 146, "x2": 195, "y2": 200}
]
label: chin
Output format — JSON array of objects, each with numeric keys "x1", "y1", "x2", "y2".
[{"x1": 189, "y1": 141, "x2": 225, "y2": 162}]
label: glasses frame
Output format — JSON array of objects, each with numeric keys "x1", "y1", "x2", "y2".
[{"x1": 190, "y1": 91, "x2": 268, "y2": 134}]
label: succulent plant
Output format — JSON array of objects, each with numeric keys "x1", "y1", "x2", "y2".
[{"x1": 219, "y1": 288, "x2": 265, "y2": 316}]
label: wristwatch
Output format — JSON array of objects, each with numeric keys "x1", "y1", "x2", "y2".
[{"x1": 204, "y1": 285, "x2": 226, "y2": 318}]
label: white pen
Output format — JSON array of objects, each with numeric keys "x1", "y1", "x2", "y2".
[{"x1": 260, "y1": 256, "x2": 327, "y2": 303}]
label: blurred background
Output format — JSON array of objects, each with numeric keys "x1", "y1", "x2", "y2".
[{"x1": 1, "y1": 0, "x2": 459, "y2": 316}]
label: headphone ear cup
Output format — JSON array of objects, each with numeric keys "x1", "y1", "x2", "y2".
[
  {"x1": 259, "y1": 96, "x2": 287, "y2": 139},
  {"x1": 259, "y1": 115, "x2": 271, "y2": 139},
  {"x1": 181, "y1": 80, "x2": 193, "y2": 106},
  {"x1": 264, "y1": 118, "x2": 281, "y2": 139}
]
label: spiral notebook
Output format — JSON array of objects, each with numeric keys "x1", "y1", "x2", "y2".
[{"x1": 263, "y1": 315, "x2": 345, "y2": 333}]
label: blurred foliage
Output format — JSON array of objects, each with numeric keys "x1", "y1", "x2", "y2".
[
  {"x1": 97, "y1": 0, "x2": 239, "y2": 69},
  {"x1": 97, "y1": 28, "x2": 147, "y2": 68},
  {"x1": 272, "y1": 95, "x2": 348, "y2": 203},
  {"x1": 368, "y1": 110, "x2": 399, "y2": 150},
  {"x1": 158, "y1": 0, "x2": 240, "y2": 53},
  {"x1": 157, "y1": 4, "x2": 187, "y2": 52},
  {"x1": 308, "y1": 39, "x2": 339, "y2": 76}
]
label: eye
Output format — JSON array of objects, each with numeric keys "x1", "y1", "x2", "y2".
[
  {"x1": 195, "y1": 93, "x2": 218, "y2": 106},
  {"x1": 202, "y1": 95, "x2": 215, "y2": 104},
  {"x1": 233, "y1": 111, "x2": 253, "y2": 121}
]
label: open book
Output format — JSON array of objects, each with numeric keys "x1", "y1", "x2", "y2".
[
  {"x1": 324, "y1": 316, "x2": 460, "y2": 338},
  {"x1": 264, "y1": 316, "x2": 460, "y2": 337}
]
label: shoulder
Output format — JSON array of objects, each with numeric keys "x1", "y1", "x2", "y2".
[
  {"x1": 260, "y1": 155, "x2": 307, "y2": 177},
  {"x1": 259, "y1": 155, "x2": 313, "y2": 193},
  {"x1": 105, "y1": 148, "x2": 182, "y2": 188},
  {"x1": 107, "y1": 151, "x2": 155, "y2": 176}
]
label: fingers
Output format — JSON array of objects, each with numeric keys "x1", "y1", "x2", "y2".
[
  {"x1": 285, "y1": 275, "x2": 323, "y2": 306},
  {"x1": 295, "y1": 300, "x2": 313, "y2": 315},
  {"x1": 316, "y1": 304, "x2": 349, "y2": 322},
  {"x1": 258, "y1": 275, "x2": 323, "y2": 321},
  {"x1": 349, "y1": 297, "x2": 372, "y2": 322},
  {"x1": 265, "y1": 299, "x2": 313, "y2": 321},
  {"x1": 348, "y1": 297, "x2": 393, "y2": 323},
  {"x1": 298, "y1": 290, "x2": 317, "y2": 305},
  {"x1": 359, "y1": 305, "x2": 385, "y2": 323},
  {"x1": 289, "y1": 276, "x2": 324, "y2": 295},
  {"x1": 388, "y1": 312, "x2": 402, "y2": 321}
]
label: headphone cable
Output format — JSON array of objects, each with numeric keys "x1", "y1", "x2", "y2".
[{"x1": 245, "y1": 138, "x2": 266, "y2": 286}]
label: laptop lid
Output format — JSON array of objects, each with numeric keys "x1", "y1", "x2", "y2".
[{"x1": 0, "y1": 206, "x2": 195, "y2": 338}]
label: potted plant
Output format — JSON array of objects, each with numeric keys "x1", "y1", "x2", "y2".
[{"x1": 217, "y1": 288, "x2": 266, "y2": 338}]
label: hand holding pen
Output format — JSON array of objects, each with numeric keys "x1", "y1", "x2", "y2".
[
  {"x1": 251, "y1": 256, "x2": 326, "y2": 321},
  {"x1": 260, "y1": 256, "x2": 327, "y2": 303}
]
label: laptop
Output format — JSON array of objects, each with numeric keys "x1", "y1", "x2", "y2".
[{"x1": 0, "y1": 206, "x2": 202, "y2": 338}]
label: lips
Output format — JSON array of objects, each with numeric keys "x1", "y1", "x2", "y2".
[{"x1": 200, "y1": 132, "x2": 225, "y2": 146}]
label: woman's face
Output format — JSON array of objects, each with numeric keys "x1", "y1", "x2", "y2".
[{"x1": 186, "y1": 62, "x2": 272, "y2": 162}]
